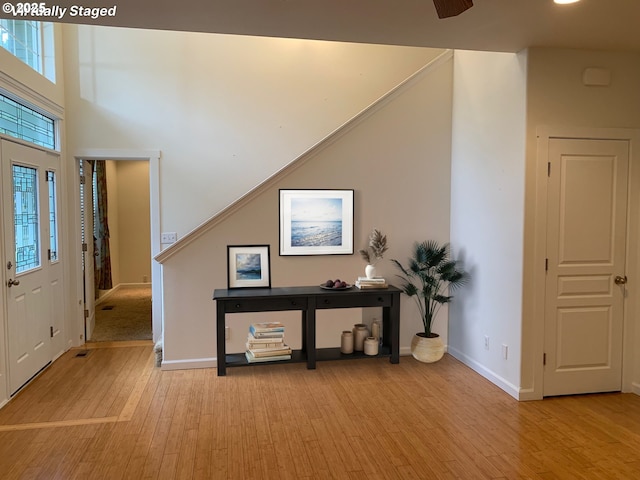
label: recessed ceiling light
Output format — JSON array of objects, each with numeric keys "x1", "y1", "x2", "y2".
[{"x1": 554, "y1": 0, "x2": 581, "y2": 4}]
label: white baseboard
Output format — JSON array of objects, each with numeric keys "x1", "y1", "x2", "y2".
[
  {"x1": 95, "y1": 283, "x2": 151, "y2": 306},
  {"x1": 447, "y1": 346, "x2": 521, "y2": 400},
  {"x1": 95, "y1": 284, "x2": 121, "y2": 306},
  {"x1": 631, "y1": 382, "x2": 640, "y2": 396},
  {"x1": 161, "y1": 357, "x2": 216, "y2": 370},
  {"x1": 400, "y1": 346, "x2": 413, "y2": 356},
  {"x1": 118, "y1": 282, "x2": 152, "y2": 289}
]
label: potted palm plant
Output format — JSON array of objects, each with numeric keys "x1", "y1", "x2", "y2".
[{"x1": 391, "y1": 240, "x2": 467, "y2": 363}]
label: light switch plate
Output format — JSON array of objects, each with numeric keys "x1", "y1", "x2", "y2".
[{"x1": 161, "y1": 232, "x2": 177, "y2": 244}]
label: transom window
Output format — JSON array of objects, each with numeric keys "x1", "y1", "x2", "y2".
[{"x1": 0, "y1": 94, "x2": 55, "y2": 149}]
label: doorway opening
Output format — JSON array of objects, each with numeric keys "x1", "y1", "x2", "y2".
[
  {"x1": 81, "y1": 159, "x2": 152, "y2": 343},
  {"x1": 74, "y1": 150, "x2": 161, "y2": 346}
]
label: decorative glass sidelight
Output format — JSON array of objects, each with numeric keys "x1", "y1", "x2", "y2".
[
  {"x1": 13, "y1": 164, "x2": 40, "y2": 273},
  {"x1": 47, "y1": 170, "x2": 58, "y2": 262}
]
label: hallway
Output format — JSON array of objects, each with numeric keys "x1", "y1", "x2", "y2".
[{"x1": 90, "y1": 285, "x2": 152, "y2": 342}]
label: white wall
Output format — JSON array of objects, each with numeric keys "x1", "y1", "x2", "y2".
[
  {"x1": 62, "y1": 25, "x2": 445, "y2": 238},
  {"x1": 522, "y1": 48, "x2": 640, "y2": 398},
  {"x1": 449, "y1": 50, "x2": 527, "y2": 399},
  {"x1": 161, "y1": 56, "x2": 454, "y2": 368}
]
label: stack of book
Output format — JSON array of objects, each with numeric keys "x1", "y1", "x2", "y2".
[
  {"x1": 245, "y1": 322, "x2": 292, "y2": 363},
  {"x1": 355, "y1": 277, "x2": 388, "y2": 289}
]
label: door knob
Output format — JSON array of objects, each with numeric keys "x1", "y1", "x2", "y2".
[
  {"x1": 7, "y1": 278, "x2": 20, "y2": 287},
  {"x1": 614, "y1": 275, "x2": 627, "y2": 285}
]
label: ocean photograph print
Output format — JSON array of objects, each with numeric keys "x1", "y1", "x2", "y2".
[{"x1": 279, "y1": 189, "x2": 354, "y2": 256}]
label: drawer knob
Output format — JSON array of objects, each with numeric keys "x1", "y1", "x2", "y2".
[
  {"x1": 324, "y1": 299, "x2": 330, "y2": 304},
  {"x1": 378, "y1": 297, "x2": 384, "y2": 302},
  {"x1": 235, "y1": 304, "x2": 241, "y2": 308}
]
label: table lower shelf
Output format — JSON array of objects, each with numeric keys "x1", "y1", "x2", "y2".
[{"x1": 224, "y1": 345, "x2": 392, "y2": 368}]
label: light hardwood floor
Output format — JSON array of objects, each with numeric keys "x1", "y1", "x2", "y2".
[{"x1": 1, "y1": 343, "x2": 639, "y2": 479}]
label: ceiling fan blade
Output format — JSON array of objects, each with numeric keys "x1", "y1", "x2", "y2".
[{"x1": 433, "y1": 0, "x2": 474, "y2": 19}]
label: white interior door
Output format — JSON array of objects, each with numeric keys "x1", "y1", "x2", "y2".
[
  {"x1": 81, "y1": 160, "x2": 96, "y2": 341},
  {"x1": 1, "y1": 139, "x2": 61, "y2": 395},
  {"x1": 544, "y1": 138, "x2": 629, "y2": 396}
]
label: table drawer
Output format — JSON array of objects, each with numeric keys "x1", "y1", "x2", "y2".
[
  {"x1": 223, "y1": 297, "x2": 307, "y2": 313},
  {"x1": 316, "y1": 293, "x2": 392, "y2": 309}
]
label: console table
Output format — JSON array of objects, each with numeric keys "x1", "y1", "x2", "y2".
[{"x1": 213, "y1": 286, "x2": 401, "y2": 376}]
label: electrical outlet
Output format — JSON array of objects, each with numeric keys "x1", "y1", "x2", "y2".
[
  {"x1": 502, "y1": 344, "x2": 508, "y2": 359},
  {"x1": 161, "y1": 232, "x2": 178, "y2": 244},
  {"x1": 225, "y1": 326, "x2": 230, "y2": 340},
  {"x1": 484, "y1": 335, "x2": 490, "y2": 350}
]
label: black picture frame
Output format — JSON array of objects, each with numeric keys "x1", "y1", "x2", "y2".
[
  {"x1": 279, "y1": 189, "x2": 354, "y2": 256},
  {"x1": 227, "y1": 245, "x2": 271, "y2": 289}
]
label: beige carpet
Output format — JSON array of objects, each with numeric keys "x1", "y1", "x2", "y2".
[{"x1": 90, "y1": 285, "x2": 152, "y2": 342}]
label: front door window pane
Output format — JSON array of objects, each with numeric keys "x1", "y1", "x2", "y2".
[
  {"x1": 13, "y1": 164, "x2": 40, "y2": 273},
  {"x1": 47, "y1": 170, "x2": 58, "y2": 262}
]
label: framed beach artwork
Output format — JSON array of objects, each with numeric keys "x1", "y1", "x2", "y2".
[
  {"x1": 227, "y1": 245, "x2": 271, "y2": 289},
  {"x1": 279, "y1": 189, "x2": 354, "y2": 256}
]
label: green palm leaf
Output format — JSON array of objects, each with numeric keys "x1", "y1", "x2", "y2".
[{"x1": 392, "y1": 241, "x2": 468, "y2": 336}]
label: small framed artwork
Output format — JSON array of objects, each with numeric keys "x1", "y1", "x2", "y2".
[
  {"x1": 279, "y1": 189, "x2": 354, "y2": 256},
  {"x1": 227, "y1": 245, "x2": 271, "y2": 289}
]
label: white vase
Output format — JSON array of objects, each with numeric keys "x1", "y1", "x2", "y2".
[
  {"x1": 365, "y1": 264, "x2": 377, "y2": 279},
  {"x1": 410, "y1": 333, "x2": 445, "y2": 363},
  {"x1": 353, "y1": 324, "x2": 369, "y2": 351},
  {"x1": 340, "y1": 330, "x2": 353, "y2": 354},
  {"x1": 364, "y1": 337, "x2": 379, "y2": 356}
]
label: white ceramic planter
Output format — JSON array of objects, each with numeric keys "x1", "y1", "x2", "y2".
[{"x1": 411, "y1": 333, "x2": 444, "y2": 363}]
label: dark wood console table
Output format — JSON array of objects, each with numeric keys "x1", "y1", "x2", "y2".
[{"x1": 213, "y1": 286, "x2": 401, "y2": 376}]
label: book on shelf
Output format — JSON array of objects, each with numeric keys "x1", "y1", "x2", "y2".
[
  {"x1": 245, "y1": 350, "x2": 292, "y2": 363},
  {"x1": 355, "y1": 277, "x2": 388, "y2": 289},
  {"x1": 249, "y1": 322, "x2": 285, "y2": 335},
  {"x1": 247, "y1": 346, "x2": 292, "y2": 357},
  {"x1": 247, "y1": 333, "x2": 285, "y2": 343},
  {"x1": 249, "y1": 331, "x2": 285, "y2": 339},
  {"x1": 246, "y1": 340, "x2": 286, "y2": 350},
  {"x1": 356, "y1": 276, "x2": 387, "y2": 283},
  {"x1": 356, "y1": 282, "x2": 388, "y2": 289}
]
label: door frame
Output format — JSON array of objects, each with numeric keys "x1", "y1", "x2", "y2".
[
  {"x1": 72, "y1": 149, "x2": 161, "y2": 344},
  {"x1": 532, "y1": 126, "x2": 640, "y2": 400}
]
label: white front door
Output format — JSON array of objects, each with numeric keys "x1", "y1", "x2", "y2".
[
  {"x1": 1, "y1": 139, "x2": 62, "y2": 395},
  {"x1": 544, "y1": 138, "x2": 629, "y2": 396}
]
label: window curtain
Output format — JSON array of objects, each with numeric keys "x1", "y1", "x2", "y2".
[{"x1": 94, "y1": 160, "x2": 112, "y2": 291}]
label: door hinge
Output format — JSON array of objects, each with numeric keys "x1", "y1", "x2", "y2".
[
  {"x1": 547, "y1": 162, "x2": 551, "y2": 177},
  {"x1": 84, "y1": 309, "x2": 89, "y2": 319},
  {"x1": 545, "y1": 258, "x2": 548, "y2": 271},
  {"x1": 50, "y1": 326, "x2": 53, "y2": 338},
  {"x1": 543, "y1": 353, "x2": 546, "y2": 366},
  {"x1": 82, "y1": 243, "x2": 88, "y2": 252},
  {"x1": 47, "y1": 249, "x2": 51, "y2": 261},
  {"x1": 79, "y1": 174, "x2": 86, "y2": 185}
]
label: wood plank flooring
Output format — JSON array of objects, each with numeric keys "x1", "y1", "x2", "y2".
[{"x1": 1, "y1": 343, "x2": 639, "y2": 479}]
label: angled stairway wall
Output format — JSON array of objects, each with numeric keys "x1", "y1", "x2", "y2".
[{"x1": 158, "y1": 51, "x2": 456, "y2": 369}]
